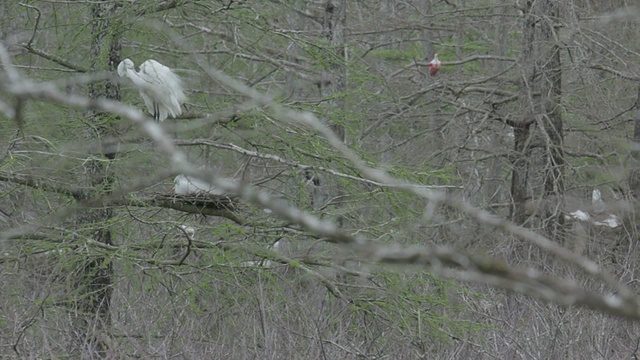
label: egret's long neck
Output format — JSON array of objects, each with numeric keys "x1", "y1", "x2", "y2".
[
  {"x1": 127, "y1": 68, "x2": 141, "y2": 81},
  {"x1": 126, "y1": 68, "x2": 148, "y2": 87}
]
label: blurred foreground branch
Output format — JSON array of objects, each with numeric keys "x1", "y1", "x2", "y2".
[{"x1": 2, "y1": 41, "x2": 640, "y2": 320}]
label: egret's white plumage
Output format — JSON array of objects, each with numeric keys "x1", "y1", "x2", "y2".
[
  {"x1": 173, "y1": 174, "x2": 224, "y2": 196},
  {"x1": 567, "y1": 210, "x2": 590, "y2": 222},
  {"x1": 593, "y1": 215, "x2": 622, "y2": 228},
  {"x1": 563, "y1": 188, "x2": 622, "y2": 229},
  {"x1": 591, "y1": 188, "x2": 606, "y2": 213},
  {"x1": 179, "y1": 224, "x2": 196, "y2": 237},
  {"x1": 117, "y1": 58, "x2": 187, "y2": 121}
]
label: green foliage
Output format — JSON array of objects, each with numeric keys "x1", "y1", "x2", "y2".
[
  {"x1": 6, "y1": 0, "x2": 640, "y2": 358},
  {"x1": 370, "y1": 47, "x2": 422, "y2": 63},
  {"x1": 356, "y1": 271, "x2": 492, "y2": 345}
]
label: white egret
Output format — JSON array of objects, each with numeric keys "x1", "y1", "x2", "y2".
[
  {"x1": 117, "y1": 58, "x2": 187, "y2": 121},
  {"x1": 563, "y1": 188, "x2": 622, "y2": 229},
  {"x1": 590, "y1": 188, "x2": 622, "y2": 228},
  {"x1": 591, "y1": 189, "x2": 605, "y2": 214},
  {"x1": 179, "y1": 224, "x2": 196, "y2": 237},
  {"x1": 173, "y1": 174, "x2": 224, "y2": 196}
]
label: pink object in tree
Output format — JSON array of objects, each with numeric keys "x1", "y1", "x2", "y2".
[{"x1": 428, "y1": 53, "x2": 441, "y2": 76}]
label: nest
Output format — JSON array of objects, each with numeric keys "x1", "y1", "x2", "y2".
[{"x1": 155, "y1": 193, "x2": 239, "y2": 212}]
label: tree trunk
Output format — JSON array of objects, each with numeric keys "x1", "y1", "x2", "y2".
[
  {"x1": 540, "y1": 0, "x2": 564, "y2": 198},
  {"x1": 321, "y1": 0, "x2": 347, "y2": 143},
  {"x1": 628, "y1": 85, "x2": 640, "y2": 199},
  {"x1": 510, "y1": 0, "x2": 536, "y2": 224},
  {"x1": 510, "y1": 0, "x2": 564, "y2": 226},
  {"x1": 510, "y1": 124, "x2": 532, "y2": 223},
  {"x1": 71, "y1": 1, "x2": 121, "y2": 356}
]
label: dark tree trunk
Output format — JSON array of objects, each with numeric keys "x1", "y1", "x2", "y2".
[
  {"x1": 628, "y1": 86, "x2": 640, "y2": 199},
  {"x1": 71, "y1": 1, "x2": 121, "y2": 356},
  {"x1": 510, "y1": 0, "x2": 564, "y2": 226},
  {"x1": 510, "y1": 0, "x2": 536, "y2": 224},
  {"x1": 540, "y1": 0, "x2": 564, "y2": 198},
  {"x1": 321, "y1": 0, "x2": 347, "y2": 143},
  {"x1": 510, "y1": 124, "x2": 532, "y2": 223},
  {"x1": 539, "y1": 0, "x2": 564, "y2": 235},
  {"x1": 301, "y1": 0, "x2": 348, "y2": 212}
]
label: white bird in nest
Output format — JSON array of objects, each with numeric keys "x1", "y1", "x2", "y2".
[
  {"x1": 179, "y1": 224, "x2": 196, "y2": 237},
  {"x1": 590, "y1": 188, "x2": 622, "y2": 228},
  {"x1": 117, "y1": 58, "x2": 187, "y2": 122},
  {"x1": 173, "y1": 174, "x2": 225, "y2": 196},
  {"x1": 564, "y1": 188, "x2": 622, "y2": 229}
]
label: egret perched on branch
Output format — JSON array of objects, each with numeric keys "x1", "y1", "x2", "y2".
[
  {"x1": 117, "y1": 58, "x2": 187, "y2": 121},
  {"x1": 173, "y1": 174, "x2": 225, "y2": 196},
  {"x1": 428, "y1": 53, "x2": 441, "y2": 76}
]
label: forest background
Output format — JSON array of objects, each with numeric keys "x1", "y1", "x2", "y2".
[{"x1": 2, "y1": 1, "x2": 640, "y2": 359}]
